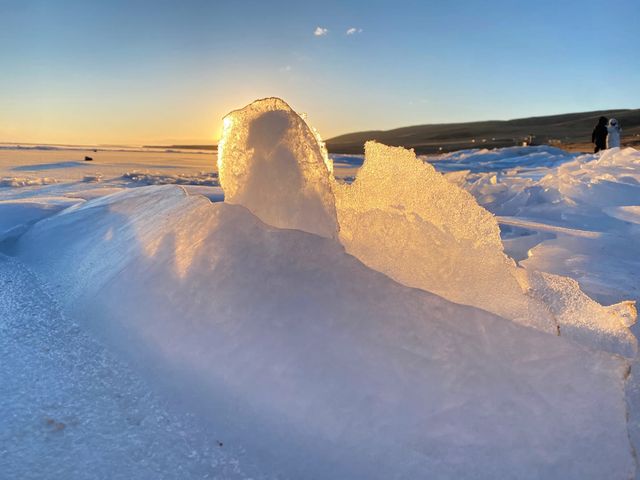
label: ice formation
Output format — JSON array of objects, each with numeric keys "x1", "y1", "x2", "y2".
[
  {"x1": 335, "y1": 142, "x2": 555, "y2": 332},
  {"x1": 217, "y1": 97, "x2": 338, "y2": 238},
  {"x1": 4, "y1": 99, "x2": 640, "y2": 478},
  {"x1": 14, "y1": 185, "x2": 635, "y2": 479},
  {"x1": 335, "y1": 141, "x2": 636, "y2": 357}
]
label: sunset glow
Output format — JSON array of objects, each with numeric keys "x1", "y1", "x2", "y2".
[{"x1": 2, "y1": 1, "x2": 638, "y2": 146}]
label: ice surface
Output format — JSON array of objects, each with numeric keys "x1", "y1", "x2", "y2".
[
  {"x1": 217, "y1": 98, "x2": 338, "y2": 238},
  {"x1": 0, "y1": 145, "x2": 217, "y2": 189},
  {"x1": 14, "y1": 185, "x2": 636, "y2": 479}
]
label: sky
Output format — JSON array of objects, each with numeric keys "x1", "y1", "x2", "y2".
[{"x1": 1, "y1": 0, "x2": 639, "y2": 145}]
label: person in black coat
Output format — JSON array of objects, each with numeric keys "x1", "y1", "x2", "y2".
[{"x1": 591, "y1": 116, "x2": 608, "y2": 153}]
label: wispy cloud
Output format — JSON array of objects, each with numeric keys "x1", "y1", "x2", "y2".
[
  {"x1": 279, "y1": 65, "x2": 292, "y2": 72},
  {"x1": 314, "y1": 26, "x2": 328, "y2": 36},
  {"x1": 346, "y1": 27, "x2": 363, "y2": 35}
]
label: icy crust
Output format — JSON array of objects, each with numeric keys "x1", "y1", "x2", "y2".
[
  {"x1": 15, "y1": 185, "x2": 636, "y2": 479},
  {"x1": 217, "y1": 97, "x2": 338, "y2": 238},
  {"x1": 335, "y1": 142, "x2": 636, "y2": 357},
  {"x1": 1, "y1": 176, "x2": 58, "y2": 187},
  {"x1": 529, "y1": 271, "x2": 638, "y2": 358}
]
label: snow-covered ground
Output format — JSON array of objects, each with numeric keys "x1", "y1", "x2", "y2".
[{"x1": 2, "y1": 99, "x2": 640, "y2": 479}]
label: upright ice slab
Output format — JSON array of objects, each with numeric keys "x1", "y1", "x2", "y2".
[
  {"x1": 217, "y1": 98, "x2": 338, "y2": 238},
  {"x1": 334, "y1": 142, "x2": 552, "y2": 331}
]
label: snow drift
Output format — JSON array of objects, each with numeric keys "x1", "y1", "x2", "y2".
[
  {"x1": 0, "y1": 197, "x2": 83, "y2": 242},
  {"x1": 16, "y1": 185, "x2": 636, "y2": 479}
]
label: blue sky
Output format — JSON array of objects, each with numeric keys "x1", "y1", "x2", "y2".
[{"x1": 1, "y1": 0, "x2": 639, "y2": 144}]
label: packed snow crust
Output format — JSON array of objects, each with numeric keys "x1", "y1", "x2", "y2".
[
  {"x1": 3, "y1": 98, "x2": 640, "y2": 478},
  {"x1": 0, "y1": 254, "x2": 260, "y2": 480}
]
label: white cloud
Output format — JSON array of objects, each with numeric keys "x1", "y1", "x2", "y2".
[
  {"x1": 314, "y1": 27, "x2": 328, "y2": 36},
  {"x1": 346, "y1": 27, "x2": 363, "y2": 35}
]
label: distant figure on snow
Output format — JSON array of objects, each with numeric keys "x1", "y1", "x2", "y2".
[
  {"x1": 591, "y1": 116, "x2": 608, "y2": 153},
  {"x1": 606, "y1": 118, "x2": 622, "y2": 149}
]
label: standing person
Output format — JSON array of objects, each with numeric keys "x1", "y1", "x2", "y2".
[
  {"x1": 591, "y1": 116, "x2": 608, "y2": 153},
  {"x1": 606, "y1": 118, "x2": 622, "y2": 149}
]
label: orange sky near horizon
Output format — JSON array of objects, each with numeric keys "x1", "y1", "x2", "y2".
[{"x1": 3, "y1": 1, "x2": 638, "y2": 147}]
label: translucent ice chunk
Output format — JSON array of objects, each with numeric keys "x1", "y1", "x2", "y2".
[{"x1": 217, "y1": 97, "x2": 338, "y2": 238}]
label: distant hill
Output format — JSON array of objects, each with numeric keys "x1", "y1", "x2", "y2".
[{"x1": 326, "y1": 109, "x2": 640, "y2": 154}]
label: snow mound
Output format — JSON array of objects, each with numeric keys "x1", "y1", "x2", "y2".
[
  {"x1": 0, "y1": 176, "x2": 58, "y2": 187},
  {"x1": 536, "y1": 147, "x2": 640, "y2": 212},
  {"x1": 604, "y1": 205, "x2": 640, "y2": 225},
  {"x1": 217, "y1": 97, "x2": 337, "y2": 238},
  {"x1": 15, "y1": 185, "x2": 636, "y2": 479},
  {"x1": 0, "y1": 197, "x2": 84, "y2": 242},
  {"x1": 122, "y1": 170, "x2": 219, "y2": 186},
  {"x1": 335, "y1": 142, "x2": 636, "y2": 357}
]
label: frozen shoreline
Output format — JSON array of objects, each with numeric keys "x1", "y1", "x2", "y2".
[{"x1": 2, "y1": 104, "x2": 640, "y2": 478}]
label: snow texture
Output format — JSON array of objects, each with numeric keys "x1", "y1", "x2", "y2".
[{"x1": 0, "y1": 254, "x2": 258, "y2": 480}]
